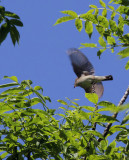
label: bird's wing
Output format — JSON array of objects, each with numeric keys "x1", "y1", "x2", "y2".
[
  {"x1": 85, "y1": 82, "x2": 104, "y2": 99},
  {"x1": 67, "y1": 48, "x2": 94, "y2": 77}
]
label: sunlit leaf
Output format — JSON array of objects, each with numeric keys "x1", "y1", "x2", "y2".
[
  {"x1": 85, "y1": 93, "x2": 98, "y2": 104},
  {"x1": 98, "y1": 36, "x2": 106, "y2": 47},
  {"x1": 85, "y1": 21, "x2": 93, "y2": 38},
  {"x1": 102, "y1": 9, "x2": 107, "y2": 17},
  {"x1": 61, "y1": 10, "x2": 78, "y2": 18},
  {"x1": 80, "y1": 43, "x2": 97, "y2": 48},
  {"x1": 57, "y1": 99, "x2": 68, "y2": 105},
  {"x1": 117, "y1": 47, "x2": 129, "y2": 59},
  {"x1": 125, "y1": 60, "x2": 129, "y2": 70},
  {"x1": 75, "y1": 18, "x2": 83, "y2": 32},
  {"x1": 99, "y1": 0, "x2": 106, "y2": 7},
  {"x1": 3, "y1": 76, "x2": 18, "y2": 83},
  {"x1": 107, "y1": 36, "x2": 116, "y2": 45},
  {"x1": 89, "y1": 5, "x2": 97, "y2": 8},
  {"x1": 54, "y1": 16, "x2": 75, "y2": 25}
]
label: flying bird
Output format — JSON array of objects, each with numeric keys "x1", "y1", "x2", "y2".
[{"x1": 67, "y1": 48, "x2": 113, "y2": 99}]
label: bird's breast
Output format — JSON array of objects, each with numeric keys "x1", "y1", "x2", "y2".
[{"x1": 75, "y1": 75, "x2": 94, "y2": 89}]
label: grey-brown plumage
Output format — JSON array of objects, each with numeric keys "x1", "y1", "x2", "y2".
[{"x1": 67, "y1": 48, "x2": 113, "y2": 99}]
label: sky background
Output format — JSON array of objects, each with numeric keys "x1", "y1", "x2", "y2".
[{"x1": 0, "y1": 0, "x2": 129, "y2": 143}]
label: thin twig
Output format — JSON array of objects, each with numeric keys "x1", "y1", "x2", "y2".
[{"x1": 98, "y1": 86, "x2": 129, "y2": 142}]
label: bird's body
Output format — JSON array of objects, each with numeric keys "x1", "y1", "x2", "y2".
[{"x1": 67, "y1": 48, "x2": 113, "y2": 99}]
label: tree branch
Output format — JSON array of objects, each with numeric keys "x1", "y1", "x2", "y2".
[{"x1": 98, "y1": 86, "x2": 129, "y2": 142}]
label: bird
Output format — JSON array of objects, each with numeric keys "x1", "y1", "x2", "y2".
[{"x1": 67, "y1": 48, "x2": 113, "y2": 99}]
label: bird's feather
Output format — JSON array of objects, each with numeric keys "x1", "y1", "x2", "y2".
[{"x1": 67, "y1": 48, "x2": 94, "y2": 77}]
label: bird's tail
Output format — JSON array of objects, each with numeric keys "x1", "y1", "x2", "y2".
[{"x1": 104, "y1": 75, "x2": 113, "y2": 81}]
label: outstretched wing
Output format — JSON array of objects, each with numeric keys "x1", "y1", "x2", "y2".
[{"x1": 67, "y1": 48, "x2": 94, "y2": 77}]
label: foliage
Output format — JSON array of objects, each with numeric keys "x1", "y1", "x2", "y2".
[
  {"x1": 0, "y1": 76, "x2": 128, "y2": 159},
  {"x1": 54, "y1": 0, "x2": 129, "y2": 69},
  {"x1": 0, "y1": 1, "x2": 129, "y2": 160},
  {"x1": 0, "y1": 5, "x2": 23, "y2": 45}
]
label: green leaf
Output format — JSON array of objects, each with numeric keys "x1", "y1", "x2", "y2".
[
  {"x1": 10, "y1": 19, "x2": 23, "y2": 27},
  {"x1": 80, "y1": 43, "x2": 97, "y2": 48},
  {"x1": 0, "y1": 82, "x2": 18, "y2": 88},
  {"x1": 109, "y1": 20, "x2": 117, "y2": 32},
  {"x1": 95, "y1": 115, "x2": 118, "y2": 123},
  {"x1": 75, "y1": 18, "x2": 83, "y2": 32},
  {"x1": 82, "y1": 106, "x2": 95, "y2": 111},
  {"x1": 107, "y1": 5, "x2": 114, "y2": 10},
  {"x1": 4, "y1": 11, "x2": 20, "y2": 19},
  {"x1": 88, "y1": 130, "x2": 104, "y2": 139},
  {"x1": 57, "y1": 99, "x2": 68, "y2": 105},
  {"x1": 10, "y1": 25, "x2": 20, "y2": 45},
  {"x1": 111, "y1": 11, "x2": 116, "y2": 20},
  {"x1": 89, "y1": 5, "x2": 97, "y2": 8},
  {"x1": 98, "y1": 15, "x2": 109, "y2": 28},
  {"x1": 80, "y1": 13, "x2": 98, "y2": 24},
  {"x1": 3, "y1": 76, "x2": 18, "y2": 83},
  {"x1": 125, "y1": 61, "x2": 129, "y2": 70},
  {"x1": 121, "y1": 114, "x2": 129, "y2": 124},
  {"x1": 98, "y1": 36, "x2": 106, "y2": 47},
  {"x1": 85, "y1": 93, "x2": 98, "y2": 104},
  {"x1": 54, "y1": 16, "x2": 75, "y2": 25},
  {"x1": 98, "y1": 101, "x2": 116, "y2": 108},
  {"x1": 102, "y1": 9, "x2": 107, "y2": 17},
  {"x1": 96, "y1": 25, "x2": 104, "y2": 36},
  {"x1": 107, "y1": 36, "x2": 116, "y2": 45},
  {"x1": 117, "y1": 47, "x2": 129, "y2": 59},
  {"x1": 85, "y1": 21, "x2": 93, "y2": 38},
  {"x1": 0, "y1": 23, "x2": 10, "y2": 44},
  {"x1": 99, "y1": 0, "x2": 106, "y2": 8},
  {"x1": 34, "y1": 86, "x2": 43, "y2": 92},
  {"x1": 97, "y1": 49, "x2": 106, "y2": 58},
  {"x1": 86, "y1": 9, "x2": 95, "y2": 14},
  {"x1": 61, "y1": 10, "x2": 78, "y2": 18}
]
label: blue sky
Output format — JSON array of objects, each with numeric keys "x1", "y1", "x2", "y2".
[{"x1": 0, "y1": 0, "x2": 129, "y2": 129}]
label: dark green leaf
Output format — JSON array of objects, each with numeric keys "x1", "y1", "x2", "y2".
[
  {"x1": 97, "y1": 49, "x2": 106, "y2": 58},
  {"x1": 0, "y1": 82, "x2": 18, "y2": 88},
  {"x1": 0, "y1": 23, "x2": 10, "y2": 44},
  {"x1": 75, "y1": 18, "x2": 83, "y2": 32},
  {"x1": 9, "y1": 19, "x2": 23, "y2": 27},
  {"x1": 10, "y1": 25, "x2": 20, "y2": 45},
  {"x1": 61, "y1": 10, "x2": 78, "y2": 18},
  {"x1": 54, "y1": 16, "x2": 75, "y2": 25},
  {"x1": 4, "y1": 11, "x2": 20, "y2": 19}
]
